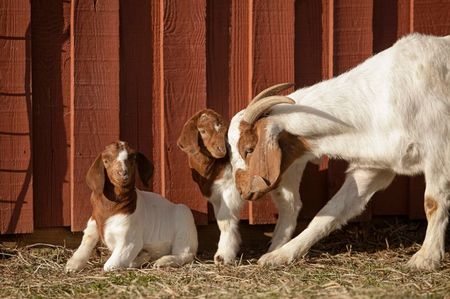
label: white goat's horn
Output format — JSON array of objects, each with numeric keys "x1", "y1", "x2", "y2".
[
  {"x1": 248, "y1": 82, "x2": 294, "y2": 106},
  {"x1": 242, "y1": 96, "x2": 295, "y2": 124}
]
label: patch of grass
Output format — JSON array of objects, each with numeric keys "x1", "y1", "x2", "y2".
[{"x1": 1, "y1": 218, "x2": 450, "y2": 298}]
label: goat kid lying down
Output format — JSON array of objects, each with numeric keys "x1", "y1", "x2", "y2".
[
  {"x1": 229, "y1": 33, "x2": 450, "y2": 270},
  {"x1": 66, "y1": 141, "x2": 198, "y2": 272},
  {"x1": 177, "y1": 109, "x2": 304, "y2": 265}
]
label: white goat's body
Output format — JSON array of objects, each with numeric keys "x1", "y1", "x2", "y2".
[
  {"x1": 270, "y1": 34, "x2": 450, "y2": 175},
  {"x1": 66, "y1": 189, "x2": 198, "y2": 272},
  {"x1": 229, "y1": 33, "x2": 450, "y2": 269}
]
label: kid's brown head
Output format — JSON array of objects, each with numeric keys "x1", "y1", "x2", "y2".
[
  {"x1": 177, "y1": 109, "x2": 228, "y2": 177},
  {"x1": 86, "y1": 141, "x2": 154, "y2": 194}
]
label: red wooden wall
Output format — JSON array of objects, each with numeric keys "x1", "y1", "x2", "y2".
[{"x1": 1, "y1": 0, "x2": 450, "y2": 234}]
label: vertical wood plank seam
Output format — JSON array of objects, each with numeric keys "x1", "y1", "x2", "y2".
[
  {"x1": 247, "y1": 0, "x2": 253, "y2": 102},
  {"x1": 327, "y1": 0, "x2": 334, "y2": 80},
  {"x1": 247, "y1": 0, "x2": 254, "y2": 221},
  {"x1": 69, "y1": 0, "x2": 76, "y2": 228},
  {"x1": 410, "y1": 0, "x2": 414, "y2": 32},
  {"x1": 159, "y1": 0, "x2": 166, "y2": 197}
]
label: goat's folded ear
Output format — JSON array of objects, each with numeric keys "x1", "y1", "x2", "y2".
[
  {"x1": 177, "y1": 118, "x2": 199, "y2": 155},
  {"x1": 86, "y1": 154, "x2": 105, "y2": 194},
  {"x1": 136, "y1": 152, "x2": 153, "y2": 187}
]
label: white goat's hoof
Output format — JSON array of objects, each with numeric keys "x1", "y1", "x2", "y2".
[
  {"x1": 214, "y1": 251, "x2": 236, "y2": 265},
  {"x1": 258, "y1": 248, "x2": 295, "y2": 267},
  {"x1": 407, "y1": 251, "x2": 440, "y2": 270},
  {"x1": 65, "y1": 258, "x2": 86, "y2": 273}
]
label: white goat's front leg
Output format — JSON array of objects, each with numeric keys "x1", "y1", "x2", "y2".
[
  {"x1": 408, "y1": 172, "x2": 449, "y2": 270},
  {"x1": 154, "y1": 205, "x2": 198, "y2": 268},
  {"x1": 210, "y1": 189, "x2": 243, "y2": 265},
  {"x1": 268, "y1": 162, "x2": 305, "y2": 252},
  {"x1": 259, "y1": 167, "x2": 395, "y2": 266},
  {"x1": 103, "y1": 240, "x2": 142, "y2": 272},
  {"x1": 65, "y1": 218, "x2": 99, "y2": 272}
]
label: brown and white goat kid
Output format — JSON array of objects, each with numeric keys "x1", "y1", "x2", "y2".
[
  {"x1": 178, "y1": 109, "x2": 303, "y2": 264},
  {"x1": 65, "y1": 141, "x2": 197, "y2": 272},
  {"x1": 229, "y1": 34, "x2": 450, "y2": 270}
]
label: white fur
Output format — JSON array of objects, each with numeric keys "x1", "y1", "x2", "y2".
[
  {"x1": 66, "y1": 189, "x2": 198, "y2": 272},
  {"x1": 117, "y1": 149, "x2": 128, "y2": 172},
  {"x1": 229, "y1": 34, "x2": 450, "y2": 269},
  {"x1": 207, "y1": 160, "x2": 303, "y2": 264}
]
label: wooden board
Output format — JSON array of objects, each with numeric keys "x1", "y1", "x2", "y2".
[
  {"x1": 294, "y1": 0, "x2": 330, "y2": 219},
  {"x1": 119, "y1": 1, "x2": 154, "y2": 191},
  {"x1": 70, "y1": 0, "x2": 120, "y2": 231},
  {"x1": 328, "y1": 0, "x2": 373, "y2": 221},
  {"x1": 0, "y1": 0, "x2": 33, "y2": 234},
  {"x1": 162, "y1": 0, "x2": 209, "y2": 224},
  {"x1": 371, "y1": 0, "x2": 411, "y2": 216},
  {"x1": 249, "y1": 0, "x2": 295, "y2": 224},
  {"x1": 31, "y1": 0, "x2": 72, "y2": 228},
  {"x1": 408, "y1": 0, "x2": 450, "y2": 219},
  {"x1": 229, "y1": 0, "x2": 253, "y2": 220},
  {"x1": 150, "y1": 0, "x2": 164, "y2": 195}
]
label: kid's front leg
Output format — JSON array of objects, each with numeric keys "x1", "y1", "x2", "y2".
[
  {"x1": 103, "y1": 242, "x2": 142, "y2": 272},
  {"x1": 65, "y1": 218, "x2": 99, "y2": 272}
]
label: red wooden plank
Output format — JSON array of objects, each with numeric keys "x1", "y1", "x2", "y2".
[
  {"x1": 31, "y1": 0, "x2": 71, "y2": 228},
  {"x1": 408, "y1": 0, "x2": 450, "y2": 219},
  {"x1": 0, "y1": 0, "x2": 33, "y2": 234},
  {"x1": 70, "y1": 0, "x2": 120, "y2": 231},
  {"x1": 371, "y1": 0, "x2": 411, "y2": 216},
  {"x1": 328, "y1": 0, "x2": 373, "y2": 221},
  {"x1": 229, "y1": 0, "x2": 252, "y2": 220},
  {"x1": 163, "y1": 0, "x2": 209, "y2": 224},
  {"x1": 414, "y1": 0, "x2": 450, "y2": 35},
  {"x1": 294, "y1": 0, "x2": 330, "y2": 220},
  {"x1": 150, "y1": 0, "x2": 164, "y2": 195},
  {"x1": 119, "y1": 1, "x2": 154, "y2": 191},
  {"x1": 249, "y1": 0, "x2": 295, "y2": 224},
  {"x1": 206, "y1": 0, "x2": 230, "y2": 116}
]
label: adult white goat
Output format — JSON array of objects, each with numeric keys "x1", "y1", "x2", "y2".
[{"x1": 228, "y1": 33, "x2": 450, "y2": 270}]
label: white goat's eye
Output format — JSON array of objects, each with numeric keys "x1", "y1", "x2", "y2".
[{"x1": 245, "y1": 148, "x2": 254, "y2": 157}]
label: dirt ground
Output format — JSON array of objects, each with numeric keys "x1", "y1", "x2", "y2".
[{"x1": 1, "y1": 218, "x2": 450, "y2": 298}]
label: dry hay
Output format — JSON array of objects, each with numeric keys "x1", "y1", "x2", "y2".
[{"x1": 1, "y1": 218, "x2": 450, "y2": 298}]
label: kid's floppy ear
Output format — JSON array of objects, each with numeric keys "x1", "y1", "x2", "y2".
[
  {"x1": 136, "y1": 152, "x2": 154, "y2": 187},
  {"x1": 86, "y1": 154, "x2": 105, "y2": 194},
  {"x1": 177, "y1": 117, "x2": 199, "y2": 155}
]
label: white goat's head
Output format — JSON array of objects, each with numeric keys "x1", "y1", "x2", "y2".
[{"x1": 229, "y1": 83, "x2": 309, "y2": 201}]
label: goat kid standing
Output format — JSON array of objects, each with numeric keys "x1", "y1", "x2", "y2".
[
  {"x1": 178, "y1": 108, "x2": 303, "y2": 264},
  {"x1": 229, "y1": 33, "x2": 450, "y2": 270},
  {"x1": 66, "y1": 141, "x2": 197, "y2": 272}
]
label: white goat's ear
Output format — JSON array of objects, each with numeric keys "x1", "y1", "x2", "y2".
[
  {"x1": 136, "y1": 152, "x2": 153, "y2": 187},
  {"x1": 254, "y1": 134, "x2": 282, "y2": 188},
  {"x1": 177, "y1": 117, "x2": 200, "y2": 155},
  {"x1": 86, "y1": 154, "x2": 105, "y2": 194}
]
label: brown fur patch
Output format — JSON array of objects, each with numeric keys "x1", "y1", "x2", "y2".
[
  {"x1": 191, "y1": 158, "x2": 228, "y2": 197},
  {"x1": 424, "y1": 196, "x2": 438, "y2": 219}
]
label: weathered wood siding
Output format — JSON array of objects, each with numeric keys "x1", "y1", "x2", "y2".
[{"x1": 1, "y1": 0, "x2": 450, "y2": 233}]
